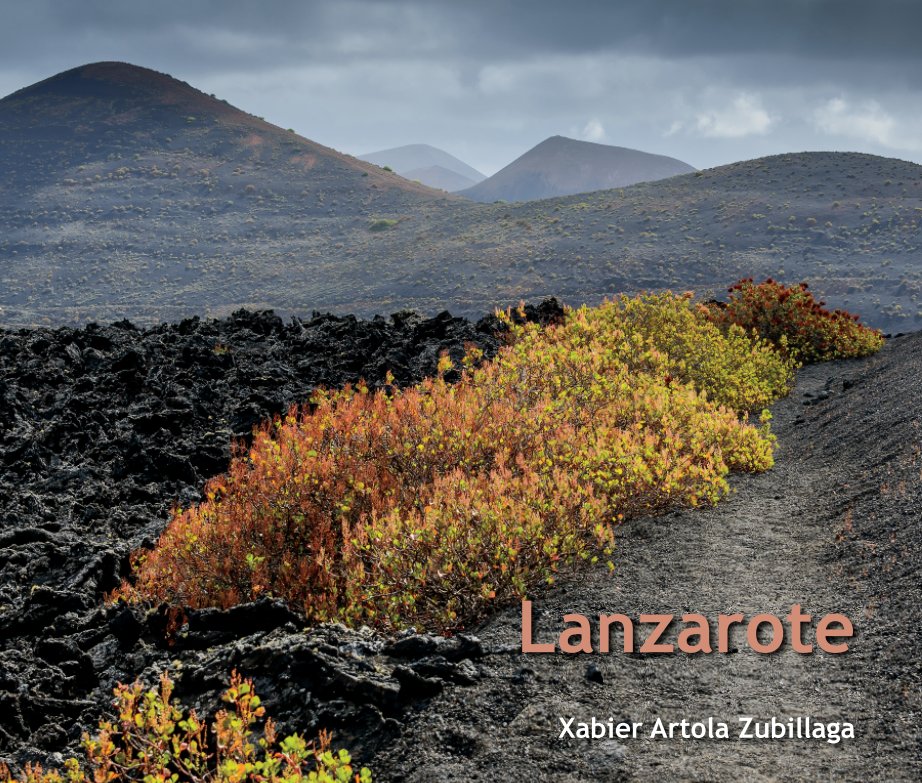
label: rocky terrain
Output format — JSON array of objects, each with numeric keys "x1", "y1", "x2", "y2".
[
  {"x1": 2, "y1": 63, "x2": 922, "y2": 332},
  {"x1": 0, "y1": 299, "x2": 919, "y2": 780},
  {"x1": 0, "y1": 300, "x2": 563, "y2": 769}
]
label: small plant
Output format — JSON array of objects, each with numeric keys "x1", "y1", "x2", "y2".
[
  {"x1": 368, "y1": 218, "x2": 398, "y2": 232},
  {"x1": 0, "y1": 671, "x2": 371, "y2": 783},
  {"x1": 707, "y1": 278, "x2": 884, "y2": 362}
]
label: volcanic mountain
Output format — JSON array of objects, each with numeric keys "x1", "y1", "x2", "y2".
[
  {"x1": 1, "y1": 63, "x2": 922, "y2": 332},
  {"x1": 358, "y1": 143, "x2": 486, "y2": 191},
  {"x1": 459, "y1": 135, "x2": 696, "y2": 202},
  {"x1": 0, "y1": 61, "x2": 454, "y2": 323},
  {"x1": 400, "y1": 165, "x2": 481, "y2": 192},
  {"x1": 0, "y1": 62, "x2": 442, "y2": 201}
]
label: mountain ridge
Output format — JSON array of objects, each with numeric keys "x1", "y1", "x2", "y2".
[
  {"x1": 401, "y1": 164, "x2": 480, "y2": 192},
  {"x1": 0, "y1": 61, "x2": 447, "y2": 196},
  {"x1": 358, "y1": 142, "x2": 485, "y2": 181},
  {"x1": 1, "y1": 64, "x2": 921, "y2": 333}
]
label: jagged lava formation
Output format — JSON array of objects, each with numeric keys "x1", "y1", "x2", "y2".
[{"x1": 0, "y1": 301, "x2": 562, "y2": 768}]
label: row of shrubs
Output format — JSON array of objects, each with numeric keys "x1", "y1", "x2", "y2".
[
  {"x1": 8, "y1": 280, "x2": 882, "y2": 783},
  {"x1": 118, "y1": 281, "x2": 882, "y2": 632},
  {"x1": 118, "y1": 292, "x2": 786, "y2": 628}
]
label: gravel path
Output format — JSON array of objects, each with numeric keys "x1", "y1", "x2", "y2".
[{"x1": 372, "y1": 335, "x2": 922, "y2": 782}]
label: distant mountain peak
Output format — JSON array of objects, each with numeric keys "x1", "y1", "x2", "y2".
[
  {"x1": 0, "y1": 60, "x2": 445, "y2": 222},
  {"x1": 63, "y1": 60, "x2": 168, "y2": 80},
  {"x1": 401, "y1": 164, "x2": 479, "y2": 192},
  {"x1": 459, "y1": 136, "x2": 695, "y2": 203},
  {"x1": 358, "y1": 144, "x2": 485, "y2": 190}
]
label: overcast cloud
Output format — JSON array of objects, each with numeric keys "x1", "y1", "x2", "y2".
[{"x1": 1, "y1": 0, "x2": 921, "y2": 174}]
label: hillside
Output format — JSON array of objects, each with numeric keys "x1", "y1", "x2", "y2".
[
  {"x1": 0, "y1": 62, "x2": 452, "y2": 323},
  {"x1": 1, "y1": 64, "x2": 922, "y2": 332},
  {"x1": 459, "y1": 135, "x2": 696, "y2": 202},
  {"x1": 358, "y1": 143, "x2": 485, "y2": 189}
]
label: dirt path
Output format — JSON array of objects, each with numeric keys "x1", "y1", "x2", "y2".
[{"x1": 372, "y1": 340, "x2": 922, "y2": 782}]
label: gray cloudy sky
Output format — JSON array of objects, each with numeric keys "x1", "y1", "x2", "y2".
[{"x1": 2, "y1": 0, "x2": 921, "y2": 174}]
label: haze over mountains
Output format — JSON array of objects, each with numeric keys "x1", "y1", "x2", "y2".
[
  {"x1": 358, "y1": 143, "x2": 486, "y2": 192},
  {"x1": 459, "y1": 136, "x2": 696, "y2": 203},
  {"x1": 361, "y1": 137, "x2": 696, "y2": 202},
  {"x1": 1, "y1": 62, "x2": 921, "y2": 332}
]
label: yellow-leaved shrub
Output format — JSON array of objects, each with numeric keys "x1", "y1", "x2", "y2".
[
  {"x1": 0, "y1": 672, "x2": 371, "y2": 783},
  {"x1": 118, "y1": 293, "x2": 792, "y2": 631},
  {"x1": 583, "y1": 292, "x2": 796, "y2": 409}
]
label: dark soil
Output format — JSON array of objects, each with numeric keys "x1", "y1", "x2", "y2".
[{"x1": 1, "y1": 307, "x2": 919, "y2": 781}]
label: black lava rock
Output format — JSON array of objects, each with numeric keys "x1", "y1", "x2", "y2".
[{"x1": 0, "y1": 302, "x2": 556, "y2": 767}]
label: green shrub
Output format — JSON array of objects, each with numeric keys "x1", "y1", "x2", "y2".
[
  {"x1": 0, "y1": 672, "x2": 371, "y2": 783},
  {"x1": 368, "y1": 218, "x2": 398, "y2": 232}
]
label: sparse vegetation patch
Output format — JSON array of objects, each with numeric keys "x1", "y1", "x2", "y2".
[
  {"x1": 368, "y1": 218, "x2": 399, "y2": 232},
  {"x1": 0, "y1": 672, "x2": 371, "y2": 783}
]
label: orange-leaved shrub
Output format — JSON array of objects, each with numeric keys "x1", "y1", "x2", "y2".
[
  {"x1": 0, "y1": 671, "x2": 371, "y2": 783},
  {"x1": 706, "y1": 278, "x2": 884, "y2": 363},
  {"x1": 118, "y1": 293, "x2": 783, "y2": 631}
]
